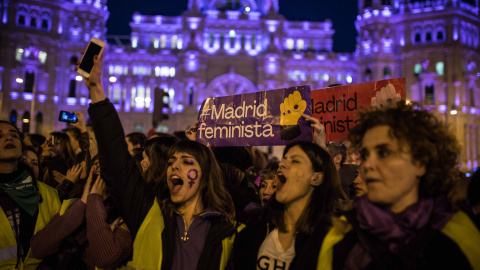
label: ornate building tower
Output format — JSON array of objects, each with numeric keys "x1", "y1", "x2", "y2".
[
  {"x1": 356, "y1": 0, "x2": 480, "y2": 171},
  {"x1": 103, "y1": 0, "x2": 356, "y2": 133},
  {"x1": 0, "y1": 0, "x2": 109, "y2": 134}
]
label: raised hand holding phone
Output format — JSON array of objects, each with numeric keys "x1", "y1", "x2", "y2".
[
  {"x1": 76, "y1": 38, "x2": 105, "y2": 79},
  {"x1": 75, "y1": 39, "x2": 106, "y2": 103}
]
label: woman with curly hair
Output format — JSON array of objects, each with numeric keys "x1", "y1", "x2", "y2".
[{"x1": 318, "y1": 101, "x2": 480, "y2": 270}]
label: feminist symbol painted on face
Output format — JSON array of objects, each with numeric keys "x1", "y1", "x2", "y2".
[{"x1": 187, "y1": 169, "x2": 198, "y2": 188}]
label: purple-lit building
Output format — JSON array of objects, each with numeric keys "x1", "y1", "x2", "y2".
[{"x1": 1, "y1": 0, "x2": 480, "y2": 171}]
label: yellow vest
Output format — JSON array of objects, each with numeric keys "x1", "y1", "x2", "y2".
[
  {"x1": 126, "y1": 200, "x2": 235, "y2": 270},
  {"x1": 0, "y1": 181, "x2": 61, "y2": 270},
  {"x1": 316, "y1": 211, "x2": 480, "y2": 270}
]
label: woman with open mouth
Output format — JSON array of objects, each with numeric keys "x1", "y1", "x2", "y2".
[
  {"x1": 83, "y1": 51, "x2": 236, "y2": 270},
  {"x1": 318, "y1": 101, "x2": 480, "y2": 269},
  {"x1": 228, "y1": 141, "x2": 344, "y2": 270}
]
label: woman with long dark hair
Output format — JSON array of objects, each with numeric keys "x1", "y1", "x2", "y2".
[
  {"x1": 82, "y1": 50, "x2": 236, "y2": 269},
  {"x1": 229, "y1": 141, "x2": 344, "y2": 269},
  {"x1": 41, "y1": 132, "x2": 78, "y2": 188}
]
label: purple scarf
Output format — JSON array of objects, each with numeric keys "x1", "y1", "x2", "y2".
[{"x1": 353, "y1": 195, "x2": 454, "y2": 253}]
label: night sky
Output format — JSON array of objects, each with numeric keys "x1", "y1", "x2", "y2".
[{"x1": 106, "y1": 0, "x2": 358, "y2": 52}]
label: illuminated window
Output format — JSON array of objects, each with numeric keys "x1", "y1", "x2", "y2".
[
  {"x1": 16, "y1": 48, "x2": 24, "y2": 61},
  {"x1": 169, "y1": 67, "x2": 175, "y2": 77},
  {"x1": 114, "y1": 65, "x2": 123, "y2": 75},
  {"x1": 171, "y1": 35, "x2": 177, "y2": 49},
  {"x1": 136, "y1": 85, "x2": 145, "y2": 109},
  {"x1": 155, "y1": 66, "x2": 160, "y2": 77},
  {"x1": 177, "y1": 38, "x2": 183, "y2": 50},
  {"x1": 414, "y1": 64, "x2": 422, "y2": 75},
  {"x1": 286, "y1": 39, "x2": 294, "y2": 50},
  {"x1": 296, "y1": 39, "x2": 304, "y2": 51},
  {"x1": 145, "y1": 87, "x2": 151, "y2": 108},
  {"x1": 131, "y1": 87, "x2": 136, "y2": 108},
  {"x1": 160, "y1": 66, "x2": 169, "y2": 77},
  {"x1": 160, "y1": 35, "x2": 167, "y2": 48},
  {"x1": 436, "y1": 62, "x2": 444, "y2": 76},
  {"x1": 38, "y1": 51, "x2": 47, "y2": 64}
]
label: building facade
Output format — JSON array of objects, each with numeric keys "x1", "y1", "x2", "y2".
[{"x1": 1, "y1": 0, "x2": 479, "y2": 170}]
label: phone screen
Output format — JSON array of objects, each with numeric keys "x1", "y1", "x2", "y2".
[
  {"x1": 59, "y1": 111, "x2": 78, "y2": 123},
  {"x1": 79, "y1": 42, "x2": 102, "y2": 74}
]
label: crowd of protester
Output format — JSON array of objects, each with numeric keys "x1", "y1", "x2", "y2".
[{"x1": 1, "y1": 49, "x2": 480, "y2": 270}]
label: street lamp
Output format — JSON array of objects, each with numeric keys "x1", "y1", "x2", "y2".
[{"x1": 16, "y1": 78, "x2": 24, "y2": 84}]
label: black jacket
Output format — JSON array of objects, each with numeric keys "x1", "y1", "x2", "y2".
[
  {"x1": 88, "y1": 99, "x2": 234, "y2": 269},
  {"x1": 228, "y1": 202, "x2": 330, "y2": 270}
]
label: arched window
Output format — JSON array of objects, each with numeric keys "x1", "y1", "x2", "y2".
[
  {"x1": 17, "y1": 14, "x2": 26, "y2": 26},
  {"x1": 414, "y1": 32, "x2": 421, "y2": 44},
  {"x1": 425, "y1": 31, "x2": 432, "y2": 43},
  {"x1": 30, "y1": 16, "x2": 37, "y2": 28},
  {"x1": 436, "y1": 30, "x2": 444, "y2": 42},
  {"x1": 22, "y1": 111, "x2": 30, "y2": 134},
  {"x1": 41, "y1": 18, "x2": 49, "y2": 30}
]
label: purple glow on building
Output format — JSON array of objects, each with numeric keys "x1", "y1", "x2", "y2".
[
  {"x1": 66, "y1": 97, "x2": 77, "y2": 106},
  {"x1": 176, "y1": 104, "x2": 184, "y2": 113},
  {"x1": 438, "y1": 104, "x2": 447, "y2": 113},
  {"x1": 10, "y1": 92, "x2": 19, "y2": 100},
  {"x1": 462, "y1": 106, "x2": 468, "y2": 113},
  {"x1": 2, "y1": 8, "x2": 7, "y2": 24},
  {"x1": 316, "y1": 54, "x2": 326, "y2": 60},
  {"x1": 38, "y1": 94, "x2": 47, "y2": 102},
  {"x1": 80, "y1": 97, "x2": 87, "y2": 105},
  {"x1": 187, "y1": 17, "x2": 201, "y2": 30},
  {"x1": 382, "y1": 8, "x2": 392, "y2": 17},
  {"x1": 471, "y1": 107, "x2": 476, "y2": 114},
  {"x1": 23, "y1": 93, "x2": 33, "y2": 101},
  {"x1": 372, "y1": 10, "x2": 380, "y2": 16}
]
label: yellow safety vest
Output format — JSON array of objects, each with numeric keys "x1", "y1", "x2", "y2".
[
  {"x1": 0, "y1": 181, "x2": 61, "y2": 270},
  {"x1": 317, "y1": 211, "x2": 480, "y2": 270},
  {"x1": 126, "y1": 200, "x2": 235, "y2": 270}
]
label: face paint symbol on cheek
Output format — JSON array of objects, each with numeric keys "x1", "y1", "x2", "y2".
[{"x1": 187, "y1": 169, "x2": 198, "y2": 188}]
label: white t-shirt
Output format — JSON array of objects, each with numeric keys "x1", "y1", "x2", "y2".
[{"x1": 256, "y1": 228, "x2": 296, "y2": 270}]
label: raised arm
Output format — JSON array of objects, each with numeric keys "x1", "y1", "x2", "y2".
[{"x1": 81, "y1": 49, "x2": 154, "y2": 237}]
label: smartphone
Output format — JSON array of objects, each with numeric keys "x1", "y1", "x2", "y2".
[
  {"x1": 76, "y1": 37, "x2": 105, "y2": 78},
  {"x1": 58, "y1": 111, "x2": 78, "y2": 123}
]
